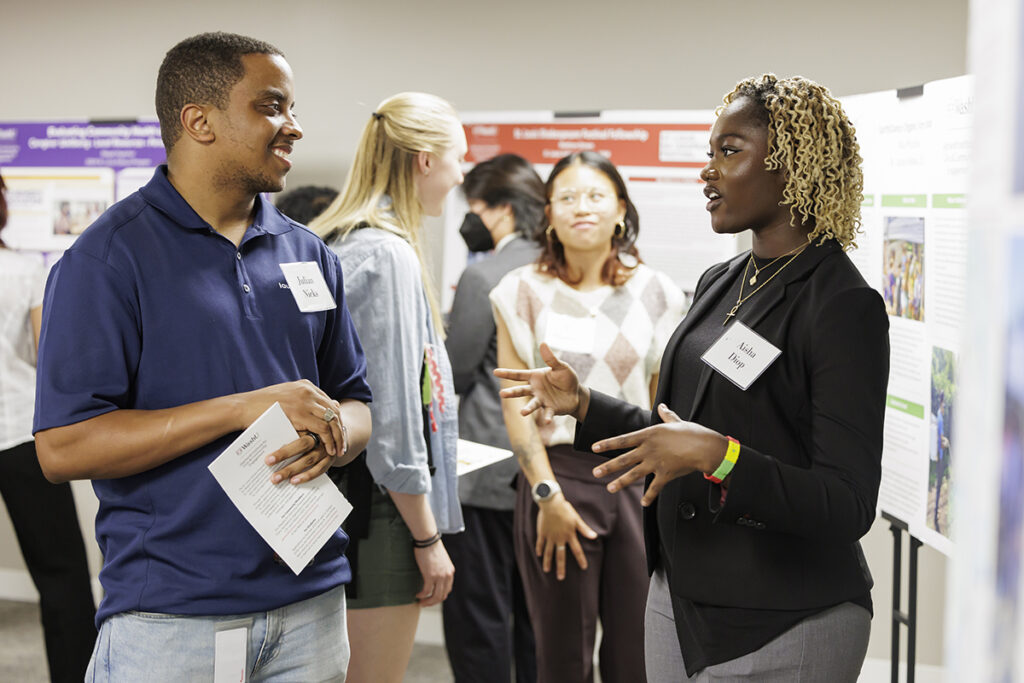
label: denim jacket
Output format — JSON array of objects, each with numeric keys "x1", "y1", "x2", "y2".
[{"x1": 329, "y1": 226, "x2": 462, "y2": 533}]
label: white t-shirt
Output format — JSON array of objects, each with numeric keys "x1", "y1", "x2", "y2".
[{"x1": 0, "y1": 249, "x2": 46, "y2": 451}]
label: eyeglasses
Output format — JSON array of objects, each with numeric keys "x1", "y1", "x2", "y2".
[{"x1": 551, "y1": 187, "x2": 617, "y2": 210}]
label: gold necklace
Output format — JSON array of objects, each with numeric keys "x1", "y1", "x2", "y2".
[
  {"x1": 748, "y1": 242, "x2": 806, "y2": 285},
  {"x1": 724, "y1": 244, "x2": 808, "y2": 325}
]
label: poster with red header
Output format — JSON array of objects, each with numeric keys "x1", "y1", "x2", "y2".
[{"x1": 439, "y1": 111, "x2": 730, "y2": 311}]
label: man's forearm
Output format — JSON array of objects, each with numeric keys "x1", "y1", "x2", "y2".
[{"x1": 35, "y1": 393, "x2": 247, "y2": 483}]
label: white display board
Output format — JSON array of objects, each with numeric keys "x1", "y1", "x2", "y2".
[{"x1": 843, "y1": 76, "x2": 973, "y2": 557}]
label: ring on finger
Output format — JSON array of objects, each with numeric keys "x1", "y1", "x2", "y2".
[
  {"x1": 556, "y1": 544, "x2": 566, "y2": 551},
  {"x1": 322, "y1": 406, "x2": 337, "y2": 423},
  {"x1": 304, "y1": 431, "x2": 322, "y2": 453}
]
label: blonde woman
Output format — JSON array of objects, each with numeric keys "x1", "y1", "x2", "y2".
[
  {"x1": 490, "y1": 151, "x2": 685, "y2": 683},
  {"x1": 309, "y1": 92, "x2": 466, "y2": 683}
]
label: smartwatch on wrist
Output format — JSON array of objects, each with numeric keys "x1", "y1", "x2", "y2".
[{"x1": 531, "y1": 479, "x2": 562, "y2": 504}]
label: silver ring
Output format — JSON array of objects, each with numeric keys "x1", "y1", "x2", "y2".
[
  {"x1": 556, "y1": 544, "x2": 566, "y2": 551},
  {"x1": 322, "y1": 406, "x2": 337, "y2": 423}
]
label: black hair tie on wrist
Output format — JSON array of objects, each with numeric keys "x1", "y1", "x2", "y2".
[{"x1": 412, "y1": 531, "x2": 442, "y2": 548}]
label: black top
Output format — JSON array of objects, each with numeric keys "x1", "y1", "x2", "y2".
[
  {"x1": 659, "y1": 251, "x2": 870, "y2": 673},
  {"x1": 574, "y1": 240, "x2": 888, "y2": 677}
]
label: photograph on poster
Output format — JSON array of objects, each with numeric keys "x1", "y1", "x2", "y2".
[
  {"x1": 927, "y1": 346, "x2": 956, "y2": 537},
  {"x1": 995, "y1": 235, "x2": 1024, "y2": 679},
  {"x1": 996, "y1": 236, "x2": 1024, "y2": 680},
  {"x1": 52, "y1": 199, "x2": 106, "y2": 235},
  {"x1": 882, "y1": 216, "x2": 925, "y2": 321}
]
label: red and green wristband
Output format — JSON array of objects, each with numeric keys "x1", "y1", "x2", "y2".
[{"x1": 704, "y1": 436, "x2": 740, "y2": 484}]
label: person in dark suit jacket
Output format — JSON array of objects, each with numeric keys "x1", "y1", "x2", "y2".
[
  {"x1": 443, "y1": 154, "x2": 544, "y2": 683},
  {"x1": 496, "y1": 74, "x2": 890, "y2": 682}
]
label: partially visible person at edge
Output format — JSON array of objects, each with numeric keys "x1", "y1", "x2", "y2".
[
  {"x1": 309, "y1": 92, "x2": 465, "y2": 683},
  {"x1": 442, "y1": 153, "x2": 544, "y2": 683},
  {"x1": 276, "y1": 184, "x2": 339, "y2": 225},
  {"x1": 0, "y1": 171, "x2": 97, "y2": 683},
  {"x1": 490, "y1": 151, "x2": 685, "y2": 683},
  {"x1": 32, "y1": 32, "x2": 372, "y2": 682},
  {"x1": 496, "y1": 74, "x2": 889, "y2": 682}
]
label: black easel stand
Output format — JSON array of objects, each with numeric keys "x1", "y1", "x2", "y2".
[{"x1": 882, "y1": 511, "x2": 922, "y2": 683}]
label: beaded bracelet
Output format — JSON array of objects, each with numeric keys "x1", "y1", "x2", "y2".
[
  {"x1": 412, "y1": 531, "x2": 442, "y2": 548},
  {"x1": 704, "y1": 436, "x2": 740, "y2": 484}
]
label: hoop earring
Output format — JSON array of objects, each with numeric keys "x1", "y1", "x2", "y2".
[
  {"x1": 545, "y1": 225, "x2": 558, "y2": 243},
  {"x1": 614, "y1": 220, "x2": 625, "y2": 238}
]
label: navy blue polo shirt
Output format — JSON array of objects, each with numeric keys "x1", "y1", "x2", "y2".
[{"x1": 34, "y1": 166, "x2": 372, "y2": 624}]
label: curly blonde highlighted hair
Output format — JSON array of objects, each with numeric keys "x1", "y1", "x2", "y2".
[{"x1": 722, "y1": 74, "x2": 864, "y2": 249}]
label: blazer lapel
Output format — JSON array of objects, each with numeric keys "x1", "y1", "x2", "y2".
[
  {"x1": 654, "y1": 253, "x2": 748, "y2": 417},
  {"x1": 687, "y1": 239, "x2": 841, "y2": 420}
]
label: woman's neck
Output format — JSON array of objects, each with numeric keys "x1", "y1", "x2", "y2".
[
  {"x1": 563, "y1": 246, "x2": 611, "y2": 291},
  {"x1": 751, "y1": 220, "x2": 812, "y2": 259}
]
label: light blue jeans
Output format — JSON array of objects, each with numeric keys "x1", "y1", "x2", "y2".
[{"x1": 86, "y1": 584, "x2": 348, "y2": 682}]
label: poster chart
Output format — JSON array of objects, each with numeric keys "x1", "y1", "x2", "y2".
[
  {"x1": 0, "y1": 120, "x2": 165, "y2": 252},
  {"x1": 841, "y1": 76, "x2": 972, "y2": 558},
  {"x1": 439, "y1": 110, "x2": 730, "y2": 311}
]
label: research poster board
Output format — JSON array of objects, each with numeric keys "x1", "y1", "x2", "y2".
[
  {"x1": 0, "y1": 120, "x2": 165, "y2": 252},
  {"x1": 841, "y1": 76, "x2": 973, "y2": 557},
  {"x1": 448, "y1": 89, "x2": 972, "y2": 558},
  {"x1": 440, "y1": 110, "x2": 731, "y2": 311}
]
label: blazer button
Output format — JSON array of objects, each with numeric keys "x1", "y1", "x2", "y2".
[{"x1": 678, "y1": 502, "x2": 697, "y2": 520}]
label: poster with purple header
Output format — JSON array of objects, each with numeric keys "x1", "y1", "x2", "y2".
[{"x1": 0, "y1": 120, "x2": 165, "y2": 252}]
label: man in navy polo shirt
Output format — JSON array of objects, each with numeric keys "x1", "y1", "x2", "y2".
[{"x1": 33, "y1": 32, "x2": 372, "y2": 681}]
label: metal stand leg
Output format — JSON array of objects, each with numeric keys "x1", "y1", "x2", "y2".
[{"x1": 885, "y1": 513, "x2": 920, "y2": 683}]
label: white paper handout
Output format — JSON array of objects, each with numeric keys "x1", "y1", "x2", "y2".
[
  {"x1": 457, "y1": 439, "x2": 514, "y2": 477},
  {"x1": 208, "y1": 402, "x2": 352, "y2": 574}
]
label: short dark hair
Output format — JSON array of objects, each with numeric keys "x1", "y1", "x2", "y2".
[
  {"x1": 462, "y1": 154, "x2": 546, "y2": 240},
  {"x1": 275, "y1": 185, "x2": 339, "y2": 225},
  {"x1": 538, "y1": 151, "x2": 641, "y2": 286},
  {"x1": 155, "y1": 32, "x2": 283, "y2": 151}
]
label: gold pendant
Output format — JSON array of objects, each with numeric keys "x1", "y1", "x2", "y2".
[
  {"x1": 724, "y1": 304, "x2": 739, "y2": 325},
  {"x1": 749, "y1": 274, "x2": 757, "y2": 285}
]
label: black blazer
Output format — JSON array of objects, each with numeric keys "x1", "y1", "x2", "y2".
[{"x1": 576, "y1": 239, "x2": 889, "y2": 611}]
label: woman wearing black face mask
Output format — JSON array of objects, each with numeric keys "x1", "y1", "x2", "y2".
[{"x1": 443, "y1": 153, "x2": 546, "y2": 683}]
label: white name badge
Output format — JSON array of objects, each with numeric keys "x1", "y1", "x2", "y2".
[
  {"x1": 700, "y1": 321, "x2": 781, "y2": 390},
  {"x1": 544, "y1": 312, "x2": 596, "y2": 355},
  {"x1": 279, "y1": 262, "x2": 337, "y2": 312},
  {"x1": 213, "y1": 621, "x2": 249, "y2": 683}
]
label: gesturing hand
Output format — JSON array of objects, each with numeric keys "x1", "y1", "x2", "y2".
[
  {"x1": 494, "y1": 343, "x2": 585, "y2": 424},
  {"x1": 591, "y1": 404, "x2": 728, "y2": 506}
]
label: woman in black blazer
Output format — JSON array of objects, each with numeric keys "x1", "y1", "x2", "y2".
[{"x1": 496, "y1": 74, "x2": 889, "y2": 682}]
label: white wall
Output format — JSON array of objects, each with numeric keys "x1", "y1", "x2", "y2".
[{"x1": 0, "y1": 0, "x2": 967, "y2": 670}]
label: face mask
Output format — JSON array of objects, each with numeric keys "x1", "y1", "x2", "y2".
[{"x1": 459, "y1": 212, "x2": 495, "y2": 252}]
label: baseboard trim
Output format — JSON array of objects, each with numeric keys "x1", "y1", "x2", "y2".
[{"x1": 0, "y1": 567, "x2": 102, "y2": 605}]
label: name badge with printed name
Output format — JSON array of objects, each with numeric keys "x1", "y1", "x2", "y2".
[
  {"x1": 700, "y1": 321, "x2": 781, "y2": 390},
  {"x1": 279, "y1": 262, "x2": 337, "y2": 313}
]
